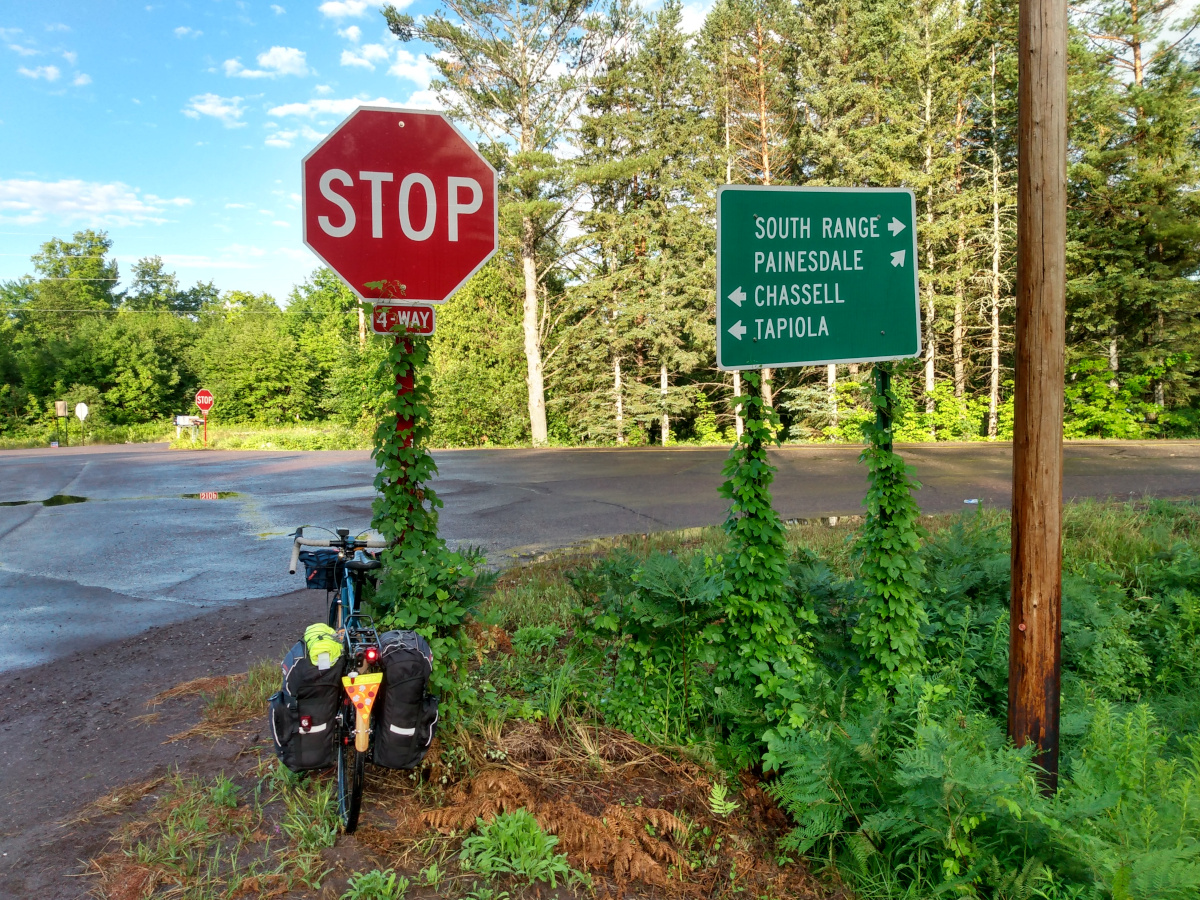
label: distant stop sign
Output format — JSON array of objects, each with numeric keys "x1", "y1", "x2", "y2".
[
  {"x1": 302, "y1": 107, "x2": 498, "y2": 303},
  {"x1": 195, "y1": 389, "x2": 214, "y2": 414}
]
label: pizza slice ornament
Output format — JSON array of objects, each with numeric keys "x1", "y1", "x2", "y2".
[{"x1": 343, "y1": 672, "x2": 383, "y2": 751}]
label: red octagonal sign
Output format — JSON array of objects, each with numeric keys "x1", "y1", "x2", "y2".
[{"x1": 302, "y1": 107, "x2": 498, "y2": 303}]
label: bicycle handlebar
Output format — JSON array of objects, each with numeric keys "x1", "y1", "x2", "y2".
[{"x1": 289, "y1": 535, "x2": 387, "y2": 574}]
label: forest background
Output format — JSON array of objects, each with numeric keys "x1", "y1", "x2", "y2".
[{"x1": 1, "y1": 0, "x2": 1198, "y2": 449}]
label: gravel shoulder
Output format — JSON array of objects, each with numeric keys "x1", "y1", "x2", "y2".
[{"x1": 0, "y1": 588, "x2": 327, "y2": 900}]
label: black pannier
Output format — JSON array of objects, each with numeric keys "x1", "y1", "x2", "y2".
[
  {"x1": 269, "y1": 626, "x2": 345, "y2": 771},
  {"x1": 299, "y1": 548, "x2": 343, "y2": 591},
  {"x1": 372, "y1": 630, "x2": 439, "y2": 770}
]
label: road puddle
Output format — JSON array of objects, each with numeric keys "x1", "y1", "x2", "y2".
[{"x1": 0, "y1": 495, "x2": 89, "y2": 508}]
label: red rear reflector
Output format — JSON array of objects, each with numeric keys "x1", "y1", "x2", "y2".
[{"x1": 300, "y1": 715, "x2": 312, "y2": 731}]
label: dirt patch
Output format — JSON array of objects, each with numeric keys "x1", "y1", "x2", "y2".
[{"x1": 0, "y1": 588, "x2": 329, "y2": 900}]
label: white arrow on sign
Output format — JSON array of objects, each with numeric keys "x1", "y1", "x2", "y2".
[
  {"x1": 728, "y1": 286, "x2": 746, "y2": 307},
  {"x1": 890, "y1": 249, "x2": 906, "y2": 267},
  {"x1": 887, "y1": 216, "x2": 907, "y2": 236},
  {"x1": 728, "y1": 320, "x2": 747, "y2": 341}
]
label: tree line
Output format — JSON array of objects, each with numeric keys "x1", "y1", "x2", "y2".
[{"x1": 2, "y1": 0, "x2": 1198, "y2": 446}]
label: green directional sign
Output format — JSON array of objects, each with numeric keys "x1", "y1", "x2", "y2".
[{"x1": 717, "y1": 185, "x2": 921, "y2": 371}]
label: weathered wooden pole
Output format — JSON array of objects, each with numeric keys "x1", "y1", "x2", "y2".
[{"x1": 1008, "y1": 0, "x2": 1068, "y2": 790}]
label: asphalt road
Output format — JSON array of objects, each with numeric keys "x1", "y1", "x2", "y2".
[{"x1": 3, "y1": 439, "x2": 1200, "y2": 672}]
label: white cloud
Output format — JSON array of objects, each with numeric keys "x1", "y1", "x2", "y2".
[
  {"x1": 183, "y1": 93, "x2": 247, "y2": 127},
  {"x1": 0, "y1": 178, "x2": 191, "y2": 227},
  {"x1": 224, "y1": 45, "x2": 308, "y2": 78},
  {"x1": 73, "y1": 73, "x2": 91, "y2": 86},
  {"x1": 341, "y1": 43, "x2": 391, "y2": 70},
  {"x1": 264, "y1": 122, "x2": 324, "y2": 147},
  {"x1": 174, "y1": 26, "x2": 202, "y2": 37},
  {"x1": 271, "y1": 4, "x2": 286, "y2": 13},
  {"x1": 61, "y1": 50, "x2": 76, "y2": 64},
  {"x1": 223, "y1": 244, "x2": 267, "y2": 257},
  {"x1": 18, "y1": 65, "x2": 60, "y2": 81},
  {"x1": 679, "y1": 1, "x2": 714, "y2": 34},
  {"x1": 401, "y1": 89, "x2": 440, "y2": 111},
  {"x1": 388, "y1": 48, "x2": 435, "y2": 84},
  {"x1": 338, "y1": 25, "x2": 362, "y2": 42},
  {"x1": 340, "y1": 49, "x2": 373, "y2": 69},
  {"x1": 318, "y1": 0, "x2": 370, "y2": 18},
  {"x1": 272, "y1": 220, "x2": 290, "y2": 227},
  {"x1": 45, "y1": 23, "x2": 70, "y2": 32},
  {"x1": 8, "y1": 43, "x2": 38, "y2": 57},
  {"x1": 314, "y1": 84, "x2": 333, "y2": 95},
  {"x1": 268, "y1": 95, "x2": 405, "y2": 117}
]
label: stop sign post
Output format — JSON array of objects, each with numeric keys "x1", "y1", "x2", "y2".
[
  {"x1": 302, "y1": 105, "x2": 498, "y2": 457},
  {"x1": 195, "y1": 389, "x2": 214, "y2": 448}
]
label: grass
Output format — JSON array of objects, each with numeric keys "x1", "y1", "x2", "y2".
[
  {"x1": 0, "y1": 421, "x2": 176, "y2": 450},
  {"x1": 160, "y1": 659, "x2": 279, "y2": 742},
  {"x1": 170, "y1": 422, "x2": 373, "y2": 451},
  {"x1": 89, "y1": 760, "x2": 336, "y2": 899}
]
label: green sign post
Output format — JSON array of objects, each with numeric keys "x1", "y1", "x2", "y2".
[{"x1": 717, "y1": 185, "x2": 921, "y2": 370}]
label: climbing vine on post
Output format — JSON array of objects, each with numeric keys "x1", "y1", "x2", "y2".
[
  {"x1": 368, "y1": 305, "x2": 477, "y2": 712},
  {"x1": 851, "y1": 363, "x2": 927, "y2": 692},
  {"x1": 717, "y1": 369, "x2": 815, "y2": 765}
]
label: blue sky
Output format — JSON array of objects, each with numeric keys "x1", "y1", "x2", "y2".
[
  {"x1": 0, "y1": 0, "x2": 453, "y2": 301},
  {"x1": 0, "y1": 0, "x2": 713, "y2": 302}
]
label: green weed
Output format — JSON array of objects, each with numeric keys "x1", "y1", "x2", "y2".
[
  {"x1": 459, "y1": 809, "x2": 574, "y2": 887},
  {"x1": 341, "y1": 869, "x2": 411, "y2": 900}
]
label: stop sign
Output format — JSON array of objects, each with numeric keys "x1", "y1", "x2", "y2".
[
  {"x1": 195, "y1": 389, "x2": 214, "y2": 414},
  {"x1": 302, "y1": 106, "x2": 498, "y2": 303}
]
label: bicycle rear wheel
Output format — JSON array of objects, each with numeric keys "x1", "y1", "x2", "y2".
[{"x1": 336, "y1": 699, "x2": 365, "y2": 832}]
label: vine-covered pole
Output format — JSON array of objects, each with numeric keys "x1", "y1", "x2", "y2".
[
  {"x1": 395, "y1": 335, "x2": 414, "y2": 445},
  {"x1": 874, "y1": 365, "x2": 893, "y2": 453},
  {"x1": 1008, "y1": 0, "x2": 1067, "y2": 792}
]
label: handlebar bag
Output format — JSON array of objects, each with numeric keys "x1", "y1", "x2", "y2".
[
  {"x1": 372, "y1": 630, "x2": 439, "y2": 770},
  {"x1": 269, "y1": 629, "x2": 345, "y2": 771},
  {"x1": 299, "y1": 549, "x2": 343, "y2": 591}
]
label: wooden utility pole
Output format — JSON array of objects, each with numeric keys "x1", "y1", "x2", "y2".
[{"x1": 1008, "y1": 0, "x2": 1067, "y2": 791}]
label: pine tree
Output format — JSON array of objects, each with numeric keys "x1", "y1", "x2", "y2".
[
  {"x1": 383, "y1": 0, "x2": 631, "y2": 446},
  {"x1": 572, "y1": 1, "x2": 717, "y2": 444},
  {"x1": 1070, "y1": 0, "x2": 1200, "y2": 417}
]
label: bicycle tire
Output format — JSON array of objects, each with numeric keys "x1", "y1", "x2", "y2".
[
  {"x1": 337, "y1": 699, "x2": 365, "y2": 832},
  {"x1": 327, "y1": 592, "x2": 341, "y2": 629}
]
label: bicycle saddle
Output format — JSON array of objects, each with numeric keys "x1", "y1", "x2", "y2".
[{"x1": 345, "y1": 556, "x2": 382, "y2": 572}]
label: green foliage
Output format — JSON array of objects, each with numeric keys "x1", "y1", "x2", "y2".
[
  {"x1": 852, "y1": 368, "x2": 928, "y2": 693},
  {"x1": 341, "y1": 869, "x2": 410, "y2": 900},
  {"x1": 708, "y1": 782, "x2": 740, "y2": 819},
  {"x1": 194, "y1": 293, "x2": 315, "y2": 424},
  {"x1": 510, "y1": 624, "x2": 565, "y2": 659},
  {"x1": 573, "y1": 550, "x2": 723, "y2": 744},
  {"x1": 1063, "y1": 359, "x2": 1158, "y2": 439},
  {"x1": 427, "y1": 262, "x2": 528, "y2": 447},
  {"x1": 717, "y1": 369, "x2": 816, "y2": 763},
  {"x1": 458, "y1": 809, "x2": 574, "y2": 887}
]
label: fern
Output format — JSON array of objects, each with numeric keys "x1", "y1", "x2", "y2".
[{"x1": 708, "y1": 782, "x2": 741, "y2": 819}]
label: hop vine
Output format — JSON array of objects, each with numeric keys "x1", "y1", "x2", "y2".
[{"x1": 851, "y1": 364, "x2": 928, "y2": 692}]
